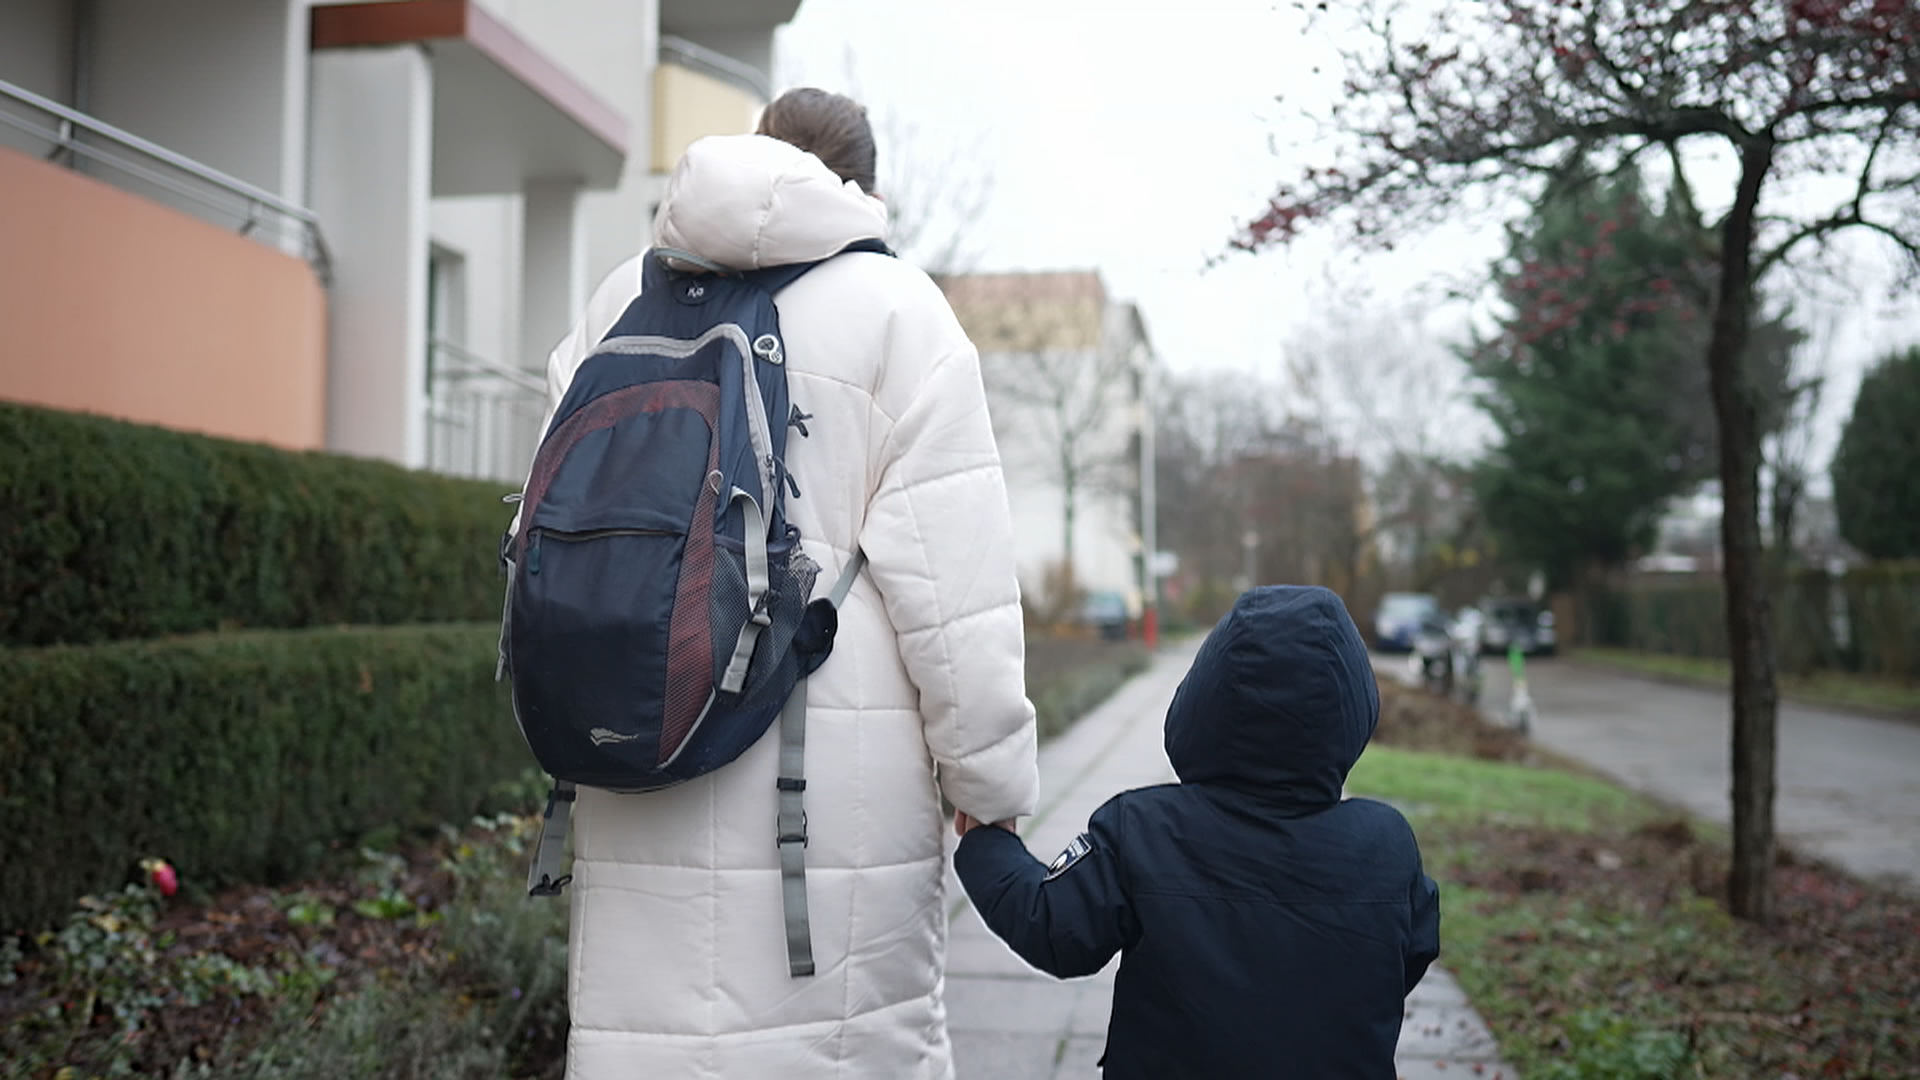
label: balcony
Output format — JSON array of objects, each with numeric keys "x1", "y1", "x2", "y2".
[
  {"x1": 0, "y1": 78, "x2": 328, "y2": 450},
  {"x1": 653, "y1": 35, "x2": 772, "y2": 173}
]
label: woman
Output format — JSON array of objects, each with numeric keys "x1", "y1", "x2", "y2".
[{"x1": 539, "y1": 90, "x2": 1038, "y2": 1079}]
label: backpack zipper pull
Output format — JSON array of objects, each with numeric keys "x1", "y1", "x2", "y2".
[{"x1": 788, "y1": 405, "x2": 812, "y2": 438}]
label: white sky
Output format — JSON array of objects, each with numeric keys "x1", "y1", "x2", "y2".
[{"x1": 773, "y1": 0, "x2": 1918, "y2": 476}]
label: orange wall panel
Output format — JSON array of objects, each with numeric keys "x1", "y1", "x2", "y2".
[{"x1": 0, "y1": 146, "x2": 326, "y2": 450}]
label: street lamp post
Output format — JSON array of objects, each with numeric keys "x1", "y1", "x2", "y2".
[{"x1": 1138, "y1": 346, "x2": 1159, "y2": 647}]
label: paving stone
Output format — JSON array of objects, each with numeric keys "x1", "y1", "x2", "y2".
[
  {"x1": 1396, "y1": 1001, "x2": 1503, "y2": 1059},
  {"x1": 1052, "y1": 1035, "x2": 1107, "y2": 1077},
  {"x1": 1067, "y1": 978, "x2": 1114, "y2": 1036},
  {"x1": 1394, "y1": 1056, "x2": 1521, "y2": 1079},
  {"x1": 947, "y1": 918, "x2": 1040, "y2": 978},
  {"x1": 944, "y1": 973, "x2": 1080, "y2": 1035},
  {"x1": 1406, "y1": 967, "x2": 1471, "y2": 1006},
  {"x1": 950, "y1": 1030, "x2": 1063, "y2": 1080}
]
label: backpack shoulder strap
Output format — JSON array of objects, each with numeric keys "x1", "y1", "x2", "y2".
[
  {"x1": 776, "y1": 547, "x2": 868, "y2": 977},
  {"x1": 746, "y1": 238, "x2": 894, "y2": 296}
]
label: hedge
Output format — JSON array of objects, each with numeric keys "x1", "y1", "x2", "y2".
[
  {"x1": 1590, "y1": 563, "x2": 1918, "y2": 681},
  {"x1": 0, "y1": 622, "x2": 528, "y2": 935},
  {"x1": 0, "y1": 402, "x2": 512, "y2": 647},
  {"x1": 1844, "y1": 562, "x2": 1920, "y2": 681}
]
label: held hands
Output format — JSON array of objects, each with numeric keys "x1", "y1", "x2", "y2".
[{"x1": 953, "y1": 810, "x2": 1018, "y2": 837}]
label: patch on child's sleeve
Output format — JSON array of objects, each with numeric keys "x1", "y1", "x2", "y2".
[{"x1": 1043, "y1": 833, "x2": 1094, "y2": 881}]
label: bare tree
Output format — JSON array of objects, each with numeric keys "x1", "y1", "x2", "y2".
[
  {"x1": 1282, "y1": 285, "x2": 1484, "y2": 586},
  {"x1": 1764, "y1": 318, "x2": 1835, "y2": 563},
  {"x1": 1150, "y1": 369, "x2": 1374, "y2": 615},
  {"x1": 778, "y1": 45, "x2": 995, "y2": 278},
  {"x1": 874, "y1": 112, "x2": 994, "y2": 279},
  {"x1": 948, "y1": 276, "x2": 1142, "y2": 604},
  {"x1": 1235, "y1": 0, "x2": 1920, "y2": 922}
]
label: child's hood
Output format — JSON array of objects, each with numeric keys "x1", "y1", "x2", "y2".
[{"x1": 1163, "y1": 585, "x2": 1380, "y2": 811}]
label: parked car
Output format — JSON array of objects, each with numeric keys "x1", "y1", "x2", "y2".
[
  {"x1": 1078, "y1": 590, "x2": 1131, "y2": 641},
  {"x1": 1372, "y1": 592, "x2": 1439, "y2": 652},
  {"x1": 1462, "y1": 596, "x2": 1557, "y2": 656},
  {"x1": 1405, "y1": 608, "x2": 1485, "y2": 705}
]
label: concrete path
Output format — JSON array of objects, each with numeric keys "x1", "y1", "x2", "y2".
[
  {"x1": 945, "y1": 640, "x2": 1518, "y2": 1079},
  {"x1": 1462, "y1": 654, "x2": 1920, "y2": 894}
]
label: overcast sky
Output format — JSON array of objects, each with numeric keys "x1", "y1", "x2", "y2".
[{"x1": 773, "y1": 0, "x2": 1917, "y2": 476}]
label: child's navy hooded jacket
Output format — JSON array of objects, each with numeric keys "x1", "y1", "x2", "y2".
[{"x1": 954, "y1": 586, "x2": 1440, "y2": 1079}]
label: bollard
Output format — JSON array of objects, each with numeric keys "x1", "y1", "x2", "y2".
[{"x1": 1506, "y1": 644, "x2": 1535, "y2": 735}]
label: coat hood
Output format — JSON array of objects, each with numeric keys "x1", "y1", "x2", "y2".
[
  {"x1": 1163, "y1": 586, "x2": 1379, "y2": 812},
  {"x1": 651, "y1": 133, "x2": 890, "y2": 271}
]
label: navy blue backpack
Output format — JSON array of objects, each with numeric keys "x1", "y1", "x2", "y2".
[{"x1": 499, "y1": 241, "x2": 885, "y2": 976}]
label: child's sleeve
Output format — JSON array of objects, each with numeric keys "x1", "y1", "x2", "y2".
[
  {"x1": 952, "y1": 800, "x2": 1140, "y2": 979},
  {"x1": 1406, "y1": 862, "x2": 1441, "y2": 994}
]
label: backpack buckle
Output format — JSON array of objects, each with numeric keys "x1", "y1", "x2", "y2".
[{"x1": 776, "y1": 809, "x2": 808, "y2": 848}]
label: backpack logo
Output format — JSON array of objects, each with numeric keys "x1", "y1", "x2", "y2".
[{"x1": 588, "y1": 727, "x2": 641, "y2": 746}]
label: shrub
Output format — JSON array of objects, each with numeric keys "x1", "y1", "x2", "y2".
[
  {"x1": 1832, "y1": 346, "x2": 1920, "y2": 560},
  {"x1": 1025, "y1": 637, "x2": 1151, "y2": 741},
  {"x1": 0, "y1": 402, "x2": 512, "y2": 647},
  {"x1": 0, "y1": 622, "x2": 526, "y2": 934}
]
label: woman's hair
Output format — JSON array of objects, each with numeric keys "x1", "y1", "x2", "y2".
[{"x1": 756, "y1": 88, "x2": 878, "y2": 195}]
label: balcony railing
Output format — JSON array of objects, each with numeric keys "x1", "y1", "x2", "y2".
[
  {"x1": 658, "y1": 35, "x2": 772, "y2": 101},
  {"x1": 0, "y1": 76, "x2": 331, "y2": 283},
  {"x1": 426, "y1": 338, "x2": 547, "y2": 485}
]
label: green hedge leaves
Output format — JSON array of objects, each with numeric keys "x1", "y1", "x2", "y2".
[
  {"x1": 0, "y1": 623, "x2": 528, "y2": 934},
  {"x1": 0, "y1": 402, "x2": 512, "y2": 646}
]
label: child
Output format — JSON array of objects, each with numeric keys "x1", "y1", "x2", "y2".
[{"x1": 953, "y1": 585, "x2": 1440, "y2": 1079}]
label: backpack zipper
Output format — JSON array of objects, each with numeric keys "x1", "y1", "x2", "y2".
[
  {"x1": 539, "y1": 527, "x2": 678, "y2": 542},
  {"x1": 526, "y1": 527, "x2": 677, "y2": 574}
]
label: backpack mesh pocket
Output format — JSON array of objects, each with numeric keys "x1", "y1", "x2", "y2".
[{"x1": 711, "y1": 532, "x2": 821, "y2": 708}]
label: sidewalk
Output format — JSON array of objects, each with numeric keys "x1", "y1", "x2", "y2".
[{"x1": 944, "y1": 640, "x2": 1518, "y2": 1079}]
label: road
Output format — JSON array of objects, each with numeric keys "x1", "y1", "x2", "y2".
[{"x1": 1381, "y1": 650, "x2": 1920, "y2": 893}]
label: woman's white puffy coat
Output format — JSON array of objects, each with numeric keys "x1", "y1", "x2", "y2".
[{"x1": 539, "y1": 135, "x2": 1039, "y2": 1079}]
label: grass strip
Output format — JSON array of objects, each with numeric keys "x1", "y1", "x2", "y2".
[
  {"x1": 1349, "y1": 744, "x2": 1919, "y2": 1079},
  {"x1": 1572, "y1": 646, "x2": 1920, "y2": 718}
]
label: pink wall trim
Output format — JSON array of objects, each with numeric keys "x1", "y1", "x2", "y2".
[{"x1": 0, "y1": 146, "x2": 327, "y2": 450}]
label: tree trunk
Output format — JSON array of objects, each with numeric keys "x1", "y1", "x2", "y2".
[{"x1": 1708, "y1": 140, "x2": 1780, "y2": 923}]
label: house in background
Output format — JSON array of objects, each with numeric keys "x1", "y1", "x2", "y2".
[
  {"x1": 0, "y1": 0, "x2": 798, "y2": 484},
  {"x1": 940, "y1": 270, "x2": 1160, "y2": 623}
]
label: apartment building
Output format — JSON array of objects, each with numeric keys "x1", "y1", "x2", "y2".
[{"x1": 0, "y1": 0, "x2": 797, "y2": 482}]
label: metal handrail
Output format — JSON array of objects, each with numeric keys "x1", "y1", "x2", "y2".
[
  {"x1": 425, "y1": 337, "x2": 546, "y2": 482},
  {"x1": 0, "y1": 75, "x2": 332, "y2": 283},
  {"x1": 659, "y1": 35, "x2": 773, "y2": 103},
  {"x1": 429, "y1": 337, "x2": 546, "y2": 394}
]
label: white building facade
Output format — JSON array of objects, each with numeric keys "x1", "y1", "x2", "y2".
[{"x1": 0, "y1": 0, "x2": 798, "y2": 482}]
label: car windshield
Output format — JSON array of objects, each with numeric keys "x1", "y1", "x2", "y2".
[{"x1": 1489, "y1": 602, "x2": 1539, "y2": 623}]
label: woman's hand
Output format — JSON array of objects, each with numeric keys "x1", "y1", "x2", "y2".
[{"x1": 953, "y1": 810, "x2": 1017, "y2": 837}]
